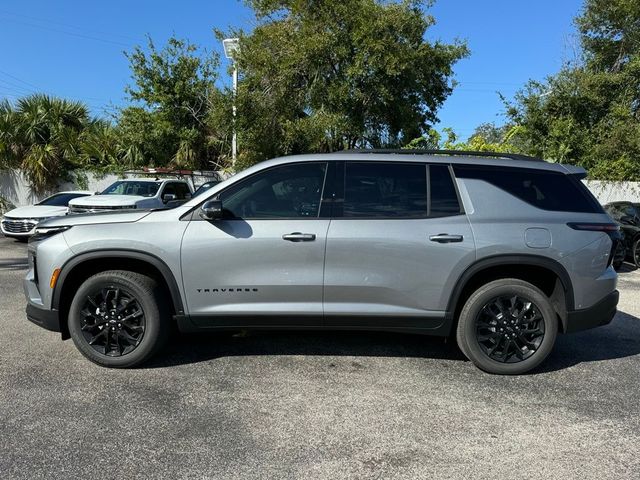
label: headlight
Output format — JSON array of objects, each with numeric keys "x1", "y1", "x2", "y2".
[{"x1": 30, "y1": 225, "x2": 72, "y2": 242}]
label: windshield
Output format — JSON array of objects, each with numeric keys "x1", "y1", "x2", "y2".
[
  {"x1": 193, "y1": 181, "x2": 220, "y2": 197},
  {"x1": 37, "y1": 193, "x2": 90, "y2": 206},
  {"x1": 101, "y1": 181, "x2": 160, "y2": 197}
]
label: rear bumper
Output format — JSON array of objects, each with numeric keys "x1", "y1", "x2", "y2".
[
  {"x1": 565, "y1": 290, "x2": 619, "y2": 333},
  {"x1": 26, "y1": 303, "x2": 61, "y2": 333}
]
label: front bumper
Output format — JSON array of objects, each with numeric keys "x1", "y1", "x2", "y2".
[
  {"x1": 26, "y1": 302, "x2": 61, "y2": 332},
  {"x1": 565, "y1": 290, "x2": 619, "y2": 333}
]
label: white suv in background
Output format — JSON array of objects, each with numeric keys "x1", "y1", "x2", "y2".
[
  {"x1": 1, "y1": 191, "x2": 92, "y2": 241},
  {"x1": 68, "y1": 178, "x2": 193, "y2": 214}
]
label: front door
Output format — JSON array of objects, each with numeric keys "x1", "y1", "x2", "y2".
[{"x1": 181, "y1": 162, "x2": 330, "y2": 327}]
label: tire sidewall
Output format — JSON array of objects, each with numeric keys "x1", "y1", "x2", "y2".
[
  {"x1": 68, "y1": 272, "x2": 164, "y2": 368},
  {"x1": 633, "y1": 238, "x2": 640, "y2": 267},
  {"x1": 458, "y1": 280, "x2": 558, "y2": 375}
]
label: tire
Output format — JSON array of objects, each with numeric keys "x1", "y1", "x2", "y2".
[
  {"x1": 633, "y1": 238, "x2": 640, "y2": 268},
  {"x1": 456, "y1": 279, "x2": 558, "y2": 375},
  {"x1": 68, "y1": 270, "x2": 170, "y2": 368},
  {"x1": 613, "y1": 242, "x2": 625, "y2": 270}
]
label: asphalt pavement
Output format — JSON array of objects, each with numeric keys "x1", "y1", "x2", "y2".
[{"x1": 1, "y1": 236, "x2": 639, "y2": 479}]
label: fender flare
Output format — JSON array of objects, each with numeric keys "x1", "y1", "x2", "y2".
[
  {"x1": 445, "y1": 254, "x2": 575, "y2": 319},
  {"x1": 52, "y1": 249, "x2": 184, "y2": 315}
]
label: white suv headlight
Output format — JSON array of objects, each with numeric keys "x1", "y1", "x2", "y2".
[{"x1": 31, "y1": 225, "x2": 72, "y2": 242}]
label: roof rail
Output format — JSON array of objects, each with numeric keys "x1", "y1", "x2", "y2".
[{"x1": 344, "y1": 149, "x2": 544, "y2": 162}]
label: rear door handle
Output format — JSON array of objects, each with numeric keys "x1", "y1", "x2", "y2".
[
  {"x1": 429, "y1": 233, "x2": 463, "y2": 243},
  {"x1": 282, "y1": 232, "x2": 316, "y2": 242}
]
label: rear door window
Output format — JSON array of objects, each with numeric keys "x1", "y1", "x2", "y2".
[
  {"x1": 343, "y1": 162, "x2": 427, "y2": 218},
  {"x1": 429, "y1": 164, "x2": 461, "y2": 217}
]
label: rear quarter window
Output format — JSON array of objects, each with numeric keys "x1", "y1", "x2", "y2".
[{"x1": 453, "y1": 165, "x2": 603, "y2": 213}]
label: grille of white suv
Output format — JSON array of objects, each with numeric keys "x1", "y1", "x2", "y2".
[{"x1": 1, "y1": 218, "x2": 39, "y2": 233}]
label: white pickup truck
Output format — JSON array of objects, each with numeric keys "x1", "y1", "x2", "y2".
[{"x1": 68, "y1": 178, "x2": 193, "y2": 214}]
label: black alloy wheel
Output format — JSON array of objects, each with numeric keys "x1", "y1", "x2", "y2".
[
  {"x1": 456, "y1": 278, "x2": 558, "y2": 375},
  {"x1": 80, "y1": 287, "x2": 146, "y2": 356},
  {"x1": 475, "y1": 295, "x2": 545, "y2": 363},
  {"x1": 68, "y1": 270, "x2": 169, "y2": 368}
]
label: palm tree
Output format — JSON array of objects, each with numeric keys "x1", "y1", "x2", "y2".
[{"x1": 0, "y1": 94, "x2": 92, "y2": 193}]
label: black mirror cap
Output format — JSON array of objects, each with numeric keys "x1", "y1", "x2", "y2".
[{"x1": 200, "y1": 200, "x2": 224, "y2": 220}]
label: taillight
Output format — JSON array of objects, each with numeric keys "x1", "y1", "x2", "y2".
[{"x1": 566, "y1": 222, "x2": 619, "y2": 232}]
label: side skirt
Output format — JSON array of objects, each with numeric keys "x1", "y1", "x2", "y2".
[{"x1": 175, "y1": 313, "x2": 452, "y2": 336}]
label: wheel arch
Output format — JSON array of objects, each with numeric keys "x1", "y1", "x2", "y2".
[
  {"x1": 445, "y1": 254, "x2": 574, "y2": 334},
  {"x1": 53, "y1": 250, "x2": 184, "y2": 339}
]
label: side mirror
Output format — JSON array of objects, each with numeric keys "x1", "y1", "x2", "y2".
[
  {"x1": 199, "y1": 200, "x2": 224, "y2": 220},
  {"x1": 162, "y1": 193, "x2": 177, "y2": 203}
]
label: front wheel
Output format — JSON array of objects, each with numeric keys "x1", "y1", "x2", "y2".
[
  {"x1": 456, "y1": 279, "x2": 558, "y2": 375},
  {"x1": 68, "y1": 270, "x2": 169, "y2": 368}
]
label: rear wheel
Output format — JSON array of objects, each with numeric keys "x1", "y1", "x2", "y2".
[
  {"x1": 633, "y1": 238, "x2": 640, "y2": 268},
  {"x1": 613, "y1": 241, "x2": 625, "y2": 270},
  {"x1": 68, "y1": 270, "x2": 169, "y2": 368},
  {"x1": 456, "y1": 279, "x2": 558, "y2": 375}
]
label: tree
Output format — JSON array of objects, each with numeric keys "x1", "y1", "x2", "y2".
[
  {"x1": 218, "y1": 0, "x2": 468, "y2": 168},
  {"x1": 118, "y1": 36, "x2": 228, "y2": 169},
  {"x1": 0, "y1": 94, "x2": 95, "y2": 193},
  {"x1": 504, "y1": 0, "x2": 640, "y2": 179}
]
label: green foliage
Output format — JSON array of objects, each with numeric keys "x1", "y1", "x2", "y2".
[
  {"x1": 502, "y1": 0, "x2": 640, "y2": 179},
  {"x1": 219, "y1": 0, "x2": 468, "y2": 166},
  {"x1": 0, "y1": 95, "x2": 135, "y2": 192},
  {"x1": 0, "y1": 94, "x2": 94, "y2": 193},
  {"x1": 118, "y1": 36, "x2": 228, "y2": 170}
]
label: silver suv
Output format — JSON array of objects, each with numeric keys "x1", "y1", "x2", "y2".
[{"x1": 23, "y1": 151, "x2": 620, "y2": 374}]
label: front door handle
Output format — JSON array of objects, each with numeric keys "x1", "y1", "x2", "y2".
[
  {"x1": 429, "y1": 233, "x2": 463, "y2": 243},
  {"x1": 282, "y1": 232, "x2": 316, "y2": 242}
]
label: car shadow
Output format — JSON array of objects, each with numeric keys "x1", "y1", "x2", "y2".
[
  {"x1": 0, "y1": 257, "x2": 28, "y2": 270},
  {"x1": 537, "y1": 310, "x2": 640, "y2": 373},
  {"x1": 146, "y1": 330, "x2": 464, "y2": 368},
  {"x1": 617, "y1": 262, "x2": 638, "y2": 273},
  {"x1": 145, "y1": 310, "x2": 640, "y2": 372}
]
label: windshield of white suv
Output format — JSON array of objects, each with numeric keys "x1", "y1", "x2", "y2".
[
  {"x1": 101, "y1": 181, "x2": 161, "y2": 197},
  {"x1": 37, "y1": 192, "x2": 91, "y2": 206}
]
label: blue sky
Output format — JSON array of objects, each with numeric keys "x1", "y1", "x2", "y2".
[{"x1": 0, "y1": 0, "x2": 583, "y2": 140}]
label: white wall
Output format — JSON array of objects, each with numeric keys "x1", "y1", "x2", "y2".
[
  {"x1": 584, "y1": 180, "x2": 640, "y2": 204},
  {"x1": 0, "y1": 170, "x2": 221, "y2": 210},
  {"x1": 0, "y1": 170, "x2": 123, "y2": 209}
]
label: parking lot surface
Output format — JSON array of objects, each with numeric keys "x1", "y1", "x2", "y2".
[{"x1": 1, "y1": 235, "x2": 639, "y2": 479}]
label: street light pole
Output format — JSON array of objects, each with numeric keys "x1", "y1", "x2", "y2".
[
  {"x1": 232, "y1": 63, "x2": 238, "y2": 165},
  {"x1": 223, "y1": 38, "x2": 240, "y2": 166}
]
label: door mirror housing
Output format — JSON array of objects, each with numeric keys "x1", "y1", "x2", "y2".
[
  {"x1": 200, "y1": 200, "x2": 224, "y2": 220},
  {"x1": 162, "y1": 193, "x2": 177, "y2": 203}
]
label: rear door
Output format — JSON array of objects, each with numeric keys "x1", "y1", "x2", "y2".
[{"x1": 323, "y1": 161, "x2": 475, "y2": 329}]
